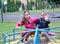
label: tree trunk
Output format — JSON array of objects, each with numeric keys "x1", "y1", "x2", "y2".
[{"x1": 14, "y1": 0, "x2": 16, "y2": 4}]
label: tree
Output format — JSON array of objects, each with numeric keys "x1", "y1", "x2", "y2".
[
  {"x1": 7, "y1": 0, "x2": 19, "y2": 12},
  {"x1": 14, "y1": 0, "x2": 16, "y2": 4},
  {"x1": 35, "y1": 0, "x2": 43, "y2": 9},
  {"x1": 0, "y1": 0, "x2": 1, "y2": 9}
]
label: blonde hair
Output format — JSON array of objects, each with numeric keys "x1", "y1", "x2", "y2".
[{"x1": 41, "y1": 10, "x2": 47, "y2": 15}]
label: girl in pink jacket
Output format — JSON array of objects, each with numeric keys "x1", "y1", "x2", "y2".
[{"x1": 16, "y1": 11, "x2": 38, "y2": 42}]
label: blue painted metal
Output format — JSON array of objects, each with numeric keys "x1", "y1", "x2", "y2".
[
  {"x1": 12, "y1": 28, "x2": 34, "y2": 40},
  {"x1": 3, "y1": 26, "x2": 60, "y2": 44},
  {"x1": 39, "y1": 29, "x2": 60, "y2": 33},
  {"x1": 44, "y1": 32, "x2": 58, "y2": 43},
  {"x1": 13, "y1": 28, "x2": 15, "y2": 40},
  {"x1": 16, "y1": 33, "x2": 30, "y2": 44},
  {"x1": 3, "y1": 33, "x2": 10, "y2": 44},
  {"x1": 8, "y1": 30, "x2": 35, "y2": 36},
  {"x1": 34, "y1": 26, "x2": 40, "y2": 44},
  {"x1": 3, "y1": 33, "x2": 6, "y2": 44},
  {"x1": 16, "y1": 30, "x2": 35, "y2": 44},
  {"x1": 39, "y1": 26, "x2": 60, "y2": 30},
  {"x1": 25, "y1": 41, "x2": 28, "y2": 44},
  {"x1": 8, "y1": 36, "x2": 10, "y2": 44}
]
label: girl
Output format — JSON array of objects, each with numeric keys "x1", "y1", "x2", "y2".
[
  {"x1": 16, "y1": 10, "x2": 38, "y2": 42},
  {"x1": 37, "y1": 11, "x2": 55, "y2": 41}
]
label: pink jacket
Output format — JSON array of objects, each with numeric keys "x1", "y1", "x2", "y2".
[{"x1": 16, "y1": 17, "x2": 38, "y2": 29}]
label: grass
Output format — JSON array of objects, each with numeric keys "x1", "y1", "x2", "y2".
[
  {"x1": 0, "y1": 22, "x2": 16, "y2": 44},
  {"x1": 3, "y1": 8, "x2": 60, "y2": 14},
  {"x1": 0, "y1": 22, "x2": 16, "y2": 33},
  {"x1": 0, "y1": 21, "x2": 60, "y2": 44}
]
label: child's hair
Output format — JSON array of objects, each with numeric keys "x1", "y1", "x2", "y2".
[
  {"x1": 23, "y1": 10, "x2": 30, "y2": 15},
  {"x1": 22, "y1": 10, "x2": 30, "y2": 25},
  {"x1": 40, "y1": 10, "x2": 47, "y2": 15}
]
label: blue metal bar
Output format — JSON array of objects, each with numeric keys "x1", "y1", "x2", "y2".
[
  {"x1": 8, "y1": 30, "x2": 35, "y2": 36},
  {"x1": 25, "y1": 41, "x2": 28, "y2": 44},
  {"x1": 3, "y1": 33, "x2": 10, "y2": 44},
  {"x1": 38, "y1": 26, "x2": 60, "y2": 30},
  {"x1": 8, "y1": 36, "x2": 10, "y2": 44},
  {"x1": 16, "y1": 30, "x2": 35, "y2": 44},
  {"x1": 34, "y1": 26, "x2": 40, "y2": 44},
  {"x1": 13, "y1": 28, "x2": 15, "y2": 40},
  {"x1": 3, "y1": 26, "x2": 60, "y2": 44},
  {"x1": 15, "y1": 28, "x2": 26, "y2": 30},
  {"x1": 15, "y1": 28, "x2": 35, "y2": 31},
  {"x1": 16, "y1": 33, "x2": 30, "y2": 44},
  {"x1": 44, "y1": 32, "x2": 58, "y2": 43},
  {"x1": 39, "y1": 29, "x2": 60, "y2": 33},
  {"x1": 3, "y1": 33, "x2": 6, "y2": 44},
  {"x1": 12, "y1": 28, "x2": 35, "y2": 40},
  {"x1": 14, "y1": 26, "x2": 60, "y2": 31}
]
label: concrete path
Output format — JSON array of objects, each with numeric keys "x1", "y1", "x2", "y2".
[{"x1": 0, "y1": 12, "x2": 60, "y2": 22}]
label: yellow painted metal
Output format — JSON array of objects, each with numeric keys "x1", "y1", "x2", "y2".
[{"x1": 48, "y1": 40, "x2": 60, "y2": 44}]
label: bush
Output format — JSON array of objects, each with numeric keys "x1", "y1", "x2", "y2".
[
  {"x1": 7, "y1": 0, "x2": 19, "y2": 12},
  {"x1": 35, "y1": 0, "x2": 44, "y2": 9},
  {"x1": 37, "y1": 2, "x2": 44, "y2": 9},
  {"x1": 27, "y1": 0, "x2": 34, "y2": 10},
  {"x1": 27, "y1": 3, "x2": 32, "y2": 10}
]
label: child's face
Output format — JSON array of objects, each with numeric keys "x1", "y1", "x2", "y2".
[
  {"x1": 24, "y1": 12, "x2": 30, "y2": 20},
  {"x1": 41, "y1": 12, "x2": 46, "y2": 19}
]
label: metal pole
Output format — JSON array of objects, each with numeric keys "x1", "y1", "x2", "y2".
[
  {"x1": 34, "y1": 26, "x2": 40, "y2": 44},
  {"x1": 46, "y1": 0, "x2": 47, "y2": 9},
  {"x1": 3, "y1": 33, "x2": 6, "y2": 44},
  {"x1": 26, "y1": 0, "x2": 28, "y2": 10},
  {"x1": 1, "y1": 0, "x2": 3, "y2": 22},
  {"x1": 13, "y1": 28, "x2": 15, "y2": 40},
  {"x1": 53, "y1": 2, "x2": 55, "y2": 12}
]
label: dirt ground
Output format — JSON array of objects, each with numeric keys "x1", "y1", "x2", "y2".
[{"x1": 6, "y1": 35, "x2": 60, "y2": 44}]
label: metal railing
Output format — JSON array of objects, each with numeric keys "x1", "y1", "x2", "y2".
[{"x1": 3, "y1": 26, "x2": 60, "y2": 44}]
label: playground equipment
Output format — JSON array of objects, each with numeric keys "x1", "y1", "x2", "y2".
[{"x1": 3, "y1": 26, "x2": 60, "y2": 44}]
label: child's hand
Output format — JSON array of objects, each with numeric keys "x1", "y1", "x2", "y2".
[
  {"x1": 45, "y1": 16, "x2": 48, "y2": 21},
  {"x1": 16, "y1": 27, "x2": 19, "y2": 30}
]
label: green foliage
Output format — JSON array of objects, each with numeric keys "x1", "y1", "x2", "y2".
[
  {"x1": 27, "y1": 0, "x2": 34, "y2": 10},
  {"x1": 4, "y1": 0, "x2": 58, "y2": 12},
  {"x1": 35, "y1": 0, "x2": 44, "y2": 9},
  {"x1": 7, "y1": 0, "x2": 25, "y2": 12},
  {"x1": 37, "y1": 2, "x2": 43, "y2": 9},
  {"x1": 7, "y1": 0, "x2": 20, "y2": 12},
  {"x1": 0, "y1": 1, "x2": 1, "y2": 8}
]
